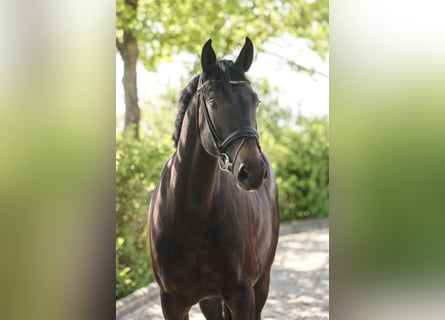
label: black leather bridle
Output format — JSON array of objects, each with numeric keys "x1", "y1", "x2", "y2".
[{"x1": 196, "y1": 75, "x2": 260, "y2": 172}]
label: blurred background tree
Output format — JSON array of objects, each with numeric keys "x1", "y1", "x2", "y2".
[{"x1": 116, "y1": 0, "x2": 329, "y2": 299}]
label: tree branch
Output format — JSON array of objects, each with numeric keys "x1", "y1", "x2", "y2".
[{"x1": 262, "y1": 50, "x2": 329, "y2": 78}]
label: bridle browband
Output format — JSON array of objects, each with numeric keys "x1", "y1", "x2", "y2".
[{"x1": 196, "y1": 75, "x2": 260, "y2": 172}]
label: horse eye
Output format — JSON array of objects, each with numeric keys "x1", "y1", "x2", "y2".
[{"x1": 208, "y1": 98, "x2": 218, "y2": 109}]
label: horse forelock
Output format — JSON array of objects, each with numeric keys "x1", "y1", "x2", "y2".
[{"x1": 205, "y1": 60, "x2": 249, "y2": 84}]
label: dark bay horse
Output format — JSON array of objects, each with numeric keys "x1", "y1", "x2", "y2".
[{"x1": 148, "y1": 37, "x2": 279, "y2": 320}]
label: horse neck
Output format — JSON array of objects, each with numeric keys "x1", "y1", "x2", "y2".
[{"x1": 173, "y1": 98, "x2": 220, "y2": 212}]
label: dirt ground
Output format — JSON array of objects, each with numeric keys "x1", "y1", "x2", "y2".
[{"x1": 117, "y1": 219, "x2": 329, "y2": 320}]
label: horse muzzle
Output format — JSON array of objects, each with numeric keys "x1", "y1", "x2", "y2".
[{"x1": 234, "y1": 140, "x2": 267, "y2": 191}]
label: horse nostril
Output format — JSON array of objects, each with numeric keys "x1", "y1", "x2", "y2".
[
  {"x1": 263, "y1": 164, "x2": 268, "y2": 179},
  {"x1": 238, "y1": 164, "x2": 250, "y2": 182}
]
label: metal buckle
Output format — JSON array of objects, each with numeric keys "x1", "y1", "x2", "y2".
[{"x1": 218, "y1": 153, "x2": 232, "y2": 172}]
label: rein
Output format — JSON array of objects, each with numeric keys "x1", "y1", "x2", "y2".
[{"x1": 196, "y1": 75, "x2": 260, "y2": 172}]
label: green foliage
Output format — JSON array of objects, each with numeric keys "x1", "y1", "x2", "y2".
[
  {"x1": 116, "y1": 79, "x2": 328, "y2": 298},
  {"x1": 275, "y1": 116, "x2": 329, "y2": 220},
  {"x1": 116, "y1": 93, "x2": 176, "y2": 299},
  {"x1": 255, "y1": 79, "x2": 329, "y2": 221},
  {"x1": 116, "y1": 134, "x2": 151, "y2": 299},
  {"x1": 116, "y1": 0, "x2": 328, "y2": 70}
]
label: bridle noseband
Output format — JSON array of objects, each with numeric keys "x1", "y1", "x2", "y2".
[{"x1": 196, "y1": 75, "x2": 260, "y2": 172}]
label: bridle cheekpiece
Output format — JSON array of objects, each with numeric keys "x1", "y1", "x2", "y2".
[{"x1": 196, "y1": 75, "x2": 260, "y2": 172}]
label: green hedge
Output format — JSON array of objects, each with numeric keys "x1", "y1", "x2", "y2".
[
  {"x1": 116, "y1": 135, "x2": 156, "y2": 298},
  {"x1": 268, "y1": 116, "x2": 329, "y2": 221},
  {"x1": 254, "y1": 78, "x2": 329, "y2": 221},
  {"x1": 116, "y1": 80, "x2": 328, "y2": 299},
  {"x1": 116, "y1": 94, "x2": 175, "y2": 299}
]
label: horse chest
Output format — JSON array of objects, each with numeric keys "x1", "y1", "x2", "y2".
[{"x1": 155, "y1": 225, "x2": 241, "y2": 295}]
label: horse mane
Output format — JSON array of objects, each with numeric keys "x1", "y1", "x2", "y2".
[
  {"x1": 172, "y1": 60, "x2": 249, "y2": 148},
  {"x1": 173, "y1": 74, "x2": 200, "y2": 147}
]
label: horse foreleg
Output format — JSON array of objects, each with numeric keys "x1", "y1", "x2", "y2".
[
  {"x1": 224, "y1": 283, "x2": 255, "y2": 320},
  {"x1": 199, "y1": 297, "x2": 224, "y2": 320},
  {"x1": 253, "y1": 270, "x2": 271, "y2": 320},
  {"x1": 160, "y1": 291, "x2": 190, "y2": 320}
]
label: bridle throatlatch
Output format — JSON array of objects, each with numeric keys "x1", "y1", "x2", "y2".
[{"x1": 196, "y1": 75, "x2": 261, "y2": 172}]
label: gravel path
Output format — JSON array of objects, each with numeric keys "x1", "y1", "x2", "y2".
[{"x1": 117, "y1": 219, "x2": 329, "y2": 320}]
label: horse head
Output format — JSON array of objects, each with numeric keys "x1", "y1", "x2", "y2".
[{"x1": 197, "y1": 37, "x2": 267, "y2": 191}]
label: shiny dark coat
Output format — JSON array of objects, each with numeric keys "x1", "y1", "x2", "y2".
[{"x1": 149, "y1": 38, "x2": 279, "y2": 320}]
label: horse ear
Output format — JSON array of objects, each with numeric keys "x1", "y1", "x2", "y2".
[
  {"x1": 201, "y1": 39, "x2": 216, "y2": 74},
  {"x1": 235, "y1": 37, "x2": 254, "y2": 72}
]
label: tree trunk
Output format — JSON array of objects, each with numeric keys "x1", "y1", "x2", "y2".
[
  {"x1": 116, "y1": 0, "x2": 140, "y2": 139},
  {"x1": 117, "y1": 30, "x2": 140, "y2": 139}
]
